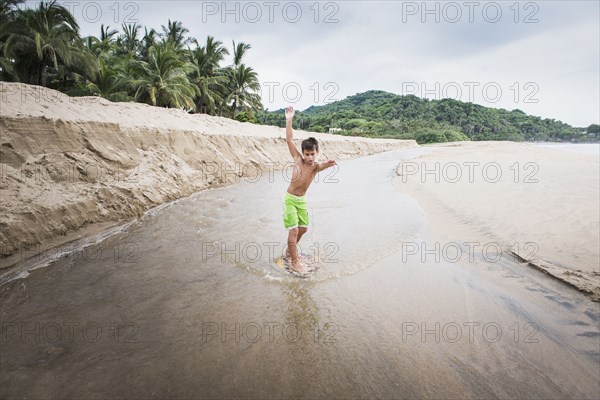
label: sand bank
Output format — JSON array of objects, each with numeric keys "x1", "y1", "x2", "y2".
[
  {"x1": 394, "y1": 141, "x2": 600, "y2": 300},
  {"x1": 0, "y1": 82, "x2": 417, "y2": 269}
]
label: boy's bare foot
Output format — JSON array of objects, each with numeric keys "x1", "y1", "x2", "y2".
[{"x1": 290, "y1": 259, "x2": 311, "y2": 274}]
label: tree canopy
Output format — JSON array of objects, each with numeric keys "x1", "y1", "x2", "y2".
[
  {"x1": 1, "y1": 0, "x2": 262, "y2": 118},
  {"x1": 258, "y1": 91, "x2": 593, "y2": 144},
  {"x1": 1, "y1": 1, "x2": 595, "y2": 144}
]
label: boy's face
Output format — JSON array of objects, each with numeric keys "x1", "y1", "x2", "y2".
[{"x1": 303, "y1": 149, "x2": 318, "y2": 165}]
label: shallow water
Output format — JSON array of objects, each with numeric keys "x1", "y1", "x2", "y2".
[
  {"x1": 535, "y1": 142, "x2": 600, "y2": 156},
  {"x1": 1, "y1": 148, "x2": 599, "y2": 399}
]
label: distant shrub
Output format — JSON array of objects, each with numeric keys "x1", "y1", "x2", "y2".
[
  {"x1": 413, "y1": 129, "x2": 469, "y2": 144},
  {"x1": 235, "y1": 112, "x2": 259, "y2": 124}
]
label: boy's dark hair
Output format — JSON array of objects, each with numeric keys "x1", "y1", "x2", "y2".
[{"x1": 302, "y1": 137, "x2": 319, "y2": 153}]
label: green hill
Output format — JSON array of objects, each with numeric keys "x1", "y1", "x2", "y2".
[{"x1": 258, "y1": 90, "x2": 592, "y2": 144}]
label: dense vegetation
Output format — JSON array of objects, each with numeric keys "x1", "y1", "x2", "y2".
[
  {"x1": 258, "y1": 91, "x2": 597, "y2": 144},
  {"x1": 1, "y1": 1, "x2": 596, "y2": 144},
  {"x1": 0, "y1": 0, "x2": 261, "y2": 118}
]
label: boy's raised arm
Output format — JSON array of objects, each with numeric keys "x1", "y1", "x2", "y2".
[{"x1": 285, "y1": 106, "x2": 302, "y2": 161}]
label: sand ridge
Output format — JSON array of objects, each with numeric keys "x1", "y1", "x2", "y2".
[{"x1": 0, "y1": 82, "x2": 417, "y2": 269}]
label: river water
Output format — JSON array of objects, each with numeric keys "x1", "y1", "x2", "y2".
[{"x1": 1, "y1": 148, "x2": 599, "y2": 399}]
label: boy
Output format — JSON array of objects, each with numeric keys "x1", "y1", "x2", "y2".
[{"x1": 283, "y1": 106, "x2": 336, "y2": 274}]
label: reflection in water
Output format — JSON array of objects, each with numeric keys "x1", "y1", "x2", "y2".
[
  {"x1": 1, "y1": 148, "x2": 599, "y2": 399},
  {"x1": 282, "y1": 281, "x2": 320, "y2": 340}
]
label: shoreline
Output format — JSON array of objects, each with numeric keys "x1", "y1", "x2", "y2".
[
  {"x1": 0, "y1": 82, "x2": 417, "y2": 271},
  {"x1": 394, "y1": 140, "x2": 600, "y2": 301},
  {"x1": 2, "y1": 82, "x2": 597, "y2": 301},
  {"x1": 0, "y1": 185, "x2": 203, "y2": 284}
]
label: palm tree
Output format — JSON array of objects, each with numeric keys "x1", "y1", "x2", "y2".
[
  {"x1": 140, "y1": 27, "x2": 158, "y2": 59},
  {"x1": 225, "y1": 63, "x2": 262, "y2": 116},
  {"x1": 129, "y1": 43, "x2": 198, "y2": 109},
  {"x1": 205, "y1": 36, "x2": 229, "y2": 71},
  {"x1": 220, "y1": 40, "x2": 261, "y2": 116},
  {"x1": 117, "y1": 23, "x2": 140, "y2": 56},
  {"x1": 2, "y1": 1, "x2": 266, "y2": 121},
  {"x1": 83, "y1": 57, "x2": 130, "y2": 101},
  {"x1": 232, "y1": 40, "x2": 251, "y2": 67},
  {"x1": 0, "y1": 0, "x2": 24, "y2": 80},
  {"x1": 160, "y1": 19, "x2": 190, "y2": 50},
  {"x1": 188, "y1": 36, "x2": 229, "y2": 114},
  {"x1": 0, "y1": 0, "x2": 24, "y2": 17},
  {"x1": 51, "y1": 35, "x2": 97, "y2": 93},
  {"x1": 93, "y1": 24, "x2": 118, "y2": 55},
  {"x1": 4, "y1": 0, "x2": 92, "y2": 86},
  {"x1": 190, "y1": 36, "x2": 229, "y2": 76}
]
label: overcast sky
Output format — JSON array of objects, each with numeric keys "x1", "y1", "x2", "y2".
[{"x1": 33, "y1": 1, "x2": 600, "y2": 126}]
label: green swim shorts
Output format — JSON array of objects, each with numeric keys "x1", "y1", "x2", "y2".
[{"x1": 282, "y1": 192, "x2": 309, "y2": 230}]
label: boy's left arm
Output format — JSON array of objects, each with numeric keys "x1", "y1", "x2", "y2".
[{"x1": 317, "y1": 159, "x2": 337, "y2": 172}]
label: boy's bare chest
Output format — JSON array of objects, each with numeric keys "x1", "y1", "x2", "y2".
[{"x1": 292, "y1": 163, "x2": 317, "y2": 182}]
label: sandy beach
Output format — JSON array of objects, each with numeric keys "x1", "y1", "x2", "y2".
[
  {"x1": 394, "y1": 140, "x2": 600, "y2": 300},
  {"x1": 1, "y1": 83, "x2": 599, "y2": 399},
  {"x1": 0, "y1": 82, "x2": 417, "y2": 269},
  {"x1": 1, "y1": 0, "x2": 599, "y2": 396}
]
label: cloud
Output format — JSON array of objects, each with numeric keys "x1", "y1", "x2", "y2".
[
  {"x1": 416, "y1": 19, "x2": 600, "y2": 126},
  {"x1": 31, "y1": 0, "x2": 600, "y2": 125}
]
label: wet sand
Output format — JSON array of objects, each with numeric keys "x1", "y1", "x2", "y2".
[
  {"x1": 394, "y1": 141, "x2": 600, "y2": 301},
  {"x1": 0, "y1": 82, "x2": 416, "y2": 268},
  {"x1": 1, "y1": 148, "x2": 599, "y2": 399}
]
